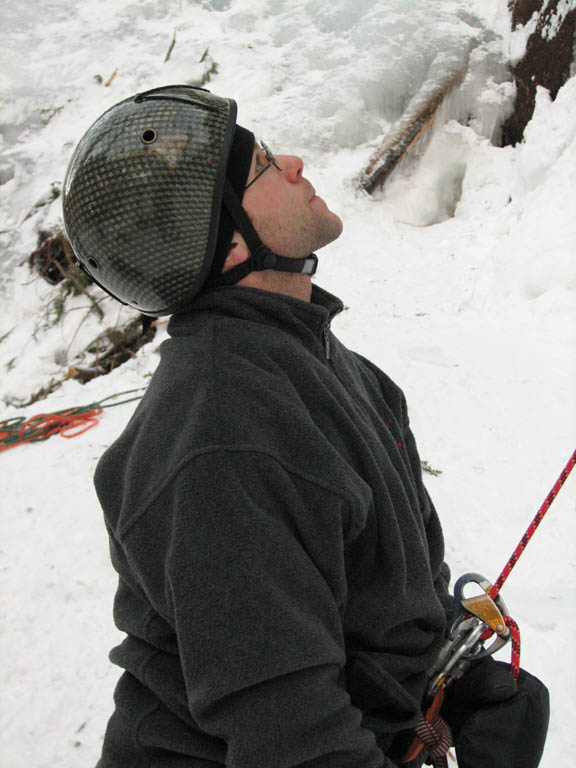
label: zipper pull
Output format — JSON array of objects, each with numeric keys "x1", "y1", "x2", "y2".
[{"x1": 323, "y1": 322, "x2": 331, "y2": 359}]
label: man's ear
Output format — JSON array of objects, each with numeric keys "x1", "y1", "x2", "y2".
[{"x1": 222, "y1": 238, "x2": 250, "y2": 273}]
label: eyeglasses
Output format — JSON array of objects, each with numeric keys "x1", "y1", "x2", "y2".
[{"x1": 244, "y1": 141, "x2": 283, "y2": 190}]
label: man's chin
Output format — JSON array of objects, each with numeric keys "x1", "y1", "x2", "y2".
[
  {"x1": 333, "y1": 213, "x2": 344, "y2": 238},
  {"x1": 319, "y1": 210, "x2": 344, "y2": 247}
]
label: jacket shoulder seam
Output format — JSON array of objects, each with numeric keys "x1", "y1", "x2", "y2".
[{"x1": 117, "y1": 445, "x2": 368, "y2": 541}]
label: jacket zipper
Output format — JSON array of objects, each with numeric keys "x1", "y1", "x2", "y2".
[{"x1": 323, "y1": 321, "x2": 331, "y2": 360}]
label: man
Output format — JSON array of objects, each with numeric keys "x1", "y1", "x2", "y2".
[{"x1": 63, "y1": 85, "x2": 549, "y2": 767}]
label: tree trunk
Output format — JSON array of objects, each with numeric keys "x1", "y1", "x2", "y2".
[{"x1": 502, "y1": 0, "x2": 576, "y2": 146}]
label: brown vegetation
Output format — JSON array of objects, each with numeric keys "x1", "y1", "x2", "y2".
[{"x1": 28, "y1": 230, "x2": 80, "y2": 286}]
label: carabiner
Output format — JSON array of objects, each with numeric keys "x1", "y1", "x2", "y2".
[{"x1": 427, "y1": 573, "x2": 511, "y2": 699}]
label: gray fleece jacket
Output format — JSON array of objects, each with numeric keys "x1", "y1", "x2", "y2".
[{"x1": 95, "y1": 285, "x2": 450, "y2": 768}]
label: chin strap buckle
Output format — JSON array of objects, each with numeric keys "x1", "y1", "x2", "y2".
[
  {"x1": 251, "y1": 248, "x2": 318, "y2": 277},
  {"x1": 301, "y1": 254, "x2": 318, "y2": 275}
]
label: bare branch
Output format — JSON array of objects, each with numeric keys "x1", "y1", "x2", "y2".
[
  {"x1": 105, "y1": 68, "x2": 118, "y2": 87},
  {"x1": 164, "y1": 29, "x2": 177, "y2": 63}
]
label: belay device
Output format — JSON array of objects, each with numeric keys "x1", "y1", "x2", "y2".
[{"x1": 428, "y1": 572, "x2": 513, "y2": 698}]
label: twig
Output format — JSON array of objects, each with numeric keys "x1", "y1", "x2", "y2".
[
  {"x1": 164, "y1": 29, "x2": 177, "y2": 63},
  {"x1": 105, "y1": 68, "x2": 118, "y2": 87},
  {"x1": 65, "y1": 304, "x2": 102, "y2": 360}
]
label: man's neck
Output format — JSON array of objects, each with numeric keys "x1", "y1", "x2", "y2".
[{"x1": 236, "y1": 271, "x2": 312, "y2": 302}]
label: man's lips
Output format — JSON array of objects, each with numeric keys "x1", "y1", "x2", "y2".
[{"x1": 306, "y1": 181, "x2": 324, "y2": 204}]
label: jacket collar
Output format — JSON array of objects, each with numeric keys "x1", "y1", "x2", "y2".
[{"x1": 168, "y1": 284, "x2": 343, "y2": 354}]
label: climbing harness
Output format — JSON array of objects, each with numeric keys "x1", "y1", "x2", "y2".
[
  {"x1": 405, "y1": 448, "x2": 576, "y2": 766},
  {"x1": 0, "y1": 388, "x2": 145, "y2": 452}
]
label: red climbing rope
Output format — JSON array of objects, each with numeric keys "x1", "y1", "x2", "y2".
[
  {"x1": 16, "y1": 408, "x2": 103, "y2": 446},
  {"x1": 0, "y1": 388, "x2": 145, "y2": 452},
  {"x1": 480, "y1": 449, "x2": 576, "y2": 683},
  {"x1": 490, "y1": 449, "x2": 576, "y2": 600},
  {"x1": 504, "y1": 616, "x2": 521, "y2": 683}
]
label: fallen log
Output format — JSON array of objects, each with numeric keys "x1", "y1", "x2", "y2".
[{"x1": 355, "y1": 45, "x2": 474, "y2": 195}]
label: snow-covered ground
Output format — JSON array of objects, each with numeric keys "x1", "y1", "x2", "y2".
[{"x1": 1, "y1": 0, "x2": 575, "y2": 765}]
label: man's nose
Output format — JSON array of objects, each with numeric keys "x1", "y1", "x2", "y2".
[{"x1": 278, "y1": 155, "x2": 303, "y2": 183}]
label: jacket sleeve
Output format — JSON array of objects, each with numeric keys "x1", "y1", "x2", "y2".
[{"x1": 122, "y1": 446, "x2": 393, "y2": 768}]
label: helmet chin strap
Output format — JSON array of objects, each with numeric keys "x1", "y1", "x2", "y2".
[{"x1": 212, "y1": 179, "x2": 318, "y2": 287}]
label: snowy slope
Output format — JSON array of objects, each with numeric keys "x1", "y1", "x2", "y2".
[{"x1": 1, "y1": 1, "x2": 575, "y2": 766}]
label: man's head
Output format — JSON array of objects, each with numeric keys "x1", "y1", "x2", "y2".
[{"x1": 62, "y1": 85, "x2": 342, "y2": 315}]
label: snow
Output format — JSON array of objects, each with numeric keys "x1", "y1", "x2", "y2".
[{"x1": 1, "y1": 0, "x2": 575, "y2": 765}]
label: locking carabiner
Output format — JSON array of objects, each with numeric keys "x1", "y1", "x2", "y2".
[{"x1": 427, "y1": 572, "x2": 511, "y2": 699}]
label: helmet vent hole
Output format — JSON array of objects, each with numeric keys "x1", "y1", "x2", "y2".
[
  {"x1": 141, "y1": 128, "x2": 158, "y2": 144},
  {"x1": 88, "y1": 257, "x2": 99, "y2": 270}
]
